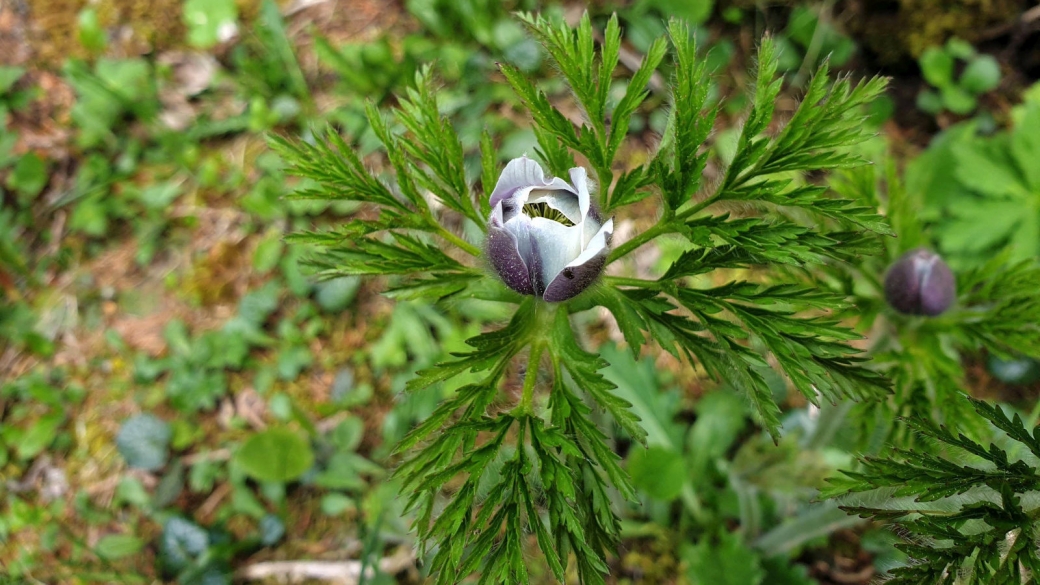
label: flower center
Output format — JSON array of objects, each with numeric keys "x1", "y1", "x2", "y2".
[{"x1": 522, "y1": 202, "x2": 574, "y2": 227}]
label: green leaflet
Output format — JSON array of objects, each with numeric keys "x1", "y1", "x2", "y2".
[{"x1": 829, "y1": 399, "x2": 1040, "y2": 585}]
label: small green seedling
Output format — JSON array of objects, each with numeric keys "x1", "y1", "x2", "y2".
[{"x1": 916, "y1": 37, "x2": 1000, "y2": 116}]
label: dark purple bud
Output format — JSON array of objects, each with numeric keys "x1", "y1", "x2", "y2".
[{"x1": 883, "y1": 248, "x2": 956, "y2": 316}]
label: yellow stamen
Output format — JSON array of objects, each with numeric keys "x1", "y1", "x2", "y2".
[{"x1": 523, "y1": 202, "x2": 574, "y2": 226}]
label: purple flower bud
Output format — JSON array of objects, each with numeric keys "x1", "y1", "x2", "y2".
[
  {"x1": 486, "y1": 157, "x2": 613, "y2": 303},
  {"x1": 883, "y1": 248, "x2": 956, "y2": 316}
]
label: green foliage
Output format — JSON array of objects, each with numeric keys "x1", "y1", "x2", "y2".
[
  {"x1": 0, "y1": 5, "x2": 415, "y2": 583},
  {"x1": 822, "y1": 140, "x2": 1040, "y2": 447},
  {"x1": 0, "y1": 66, "x2": 31, "y2": 124},
  {"x1": 603, "y1": 344, "x2": 861, "y2": 584},
  {"x1": 775, "y1": 4, "x2": 856, "y2": 80},
  {"x1": 0, "y1": 374, "x2": 79, "y2": 465},
  {"x1": 407, "y1": 0, "x2": 543, "y2": 72},
  {"x1": 9, "y1": 2, "x2": 1011, "y2": 582},
  {"x1": 637, "y1": 0, "x2": 714, "y2": 26},
  {"x1": 229, "y1": 0, "x2": 310, "y2": 114},
  {"x1": 270, "y1": 74, "x2": 486, "y2": 299},
  {"x1": 685, "y1": 530, "x2": 766, "y2": 585},
  {"x1": 272, "y1": 11, "x2": 894, "y2": 581},
  {"x1": 234, "y1": 428, "x2": 315, "y2": 483},
  {"x1": 76, "y1": 8, "x2": 106, "y2": 54},
  {"x1": 183, "y1": 0, "x2": 239, "y2": 49},
  {"x1": 909, "y1": 99, "x2": 1040, "y2": 265},
  {"x1": 156, "y1": 515, "x2": 273, "y2": 584},
  {"x1": 129, "y1": 285, "x2": 307, "y2": 415},
  {"x1": 829, "y1": 399, "x2": 1040, "y2": 585},
  {"x1": 916, "y1": 38, "x2": 1001, "y2": 116},
  {"x1": 5, "y1": 152, "x2": 48, "y2": 206},
  {"x1": 64, "y1": 57, "x2": 157, "y2": 149},
  {"x1": 116, "y1": 414, "x2": 172, "y2": 471},
  {"x1": 601, "y1": 29, "x2": 889, "y2": 437}
]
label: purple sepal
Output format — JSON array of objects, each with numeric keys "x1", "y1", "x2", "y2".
[
  {"x1": 884, "y1": 248, "x2": 956, "y2": 316},
  {"x1": 542, "y1": 248, "x2": 608, "y2": 303},
  {"x1": 487, "y1": 225, "x2": 535, "y2": 296}
]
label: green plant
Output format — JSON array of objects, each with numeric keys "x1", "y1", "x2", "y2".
[
  {"x1": 0, "y1": 66, "x2": 32, "y2": 124},
  {"x1": 274, "y1": 12, "x2": 892, "y2": 583},
  {"x1": 183, "y1": 0, "x2": 238, "y2": 49},
  {"x1": 916, "y1": 38, "x2": 1000, "y2": 116},
  {"x1": 776, "y1": 4, "x2": 856, "y2": 81},
  {"x1": 606, "y1": 344, "x2": 859, "y2": 584},
  {"x1": 828, "y1": 399, "x2": 1040, "y2": 584},
  {"x1": 908, "y1": 98, "x2": 1040, "y2": 267},
  {"x1": 229, "y1": 0, "x2": 311, "y2": 118},
  {"x1": 133, "y1": 284, "x2": 288, "y2": 414},
  {"x1": 815, "y1": 142, "x2": 1040, "y2": 447},
  {"x1": 406, "y1": 0, "x2": 543, "y2": 72},
  {"x1": 157, "y1": 515, "x2": 283, "y2": 584},
  {"x1": 0, "y1": 374, "x2": 80, "y2": 469}
]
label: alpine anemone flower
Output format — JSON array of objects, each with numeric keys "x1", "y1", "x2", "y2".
[
  {"x1": 884, "y1": 248, "x2": 956, "y2": 316},
  {"x1": 486, "y1": 156, "x2": 613, "y2": 303}
]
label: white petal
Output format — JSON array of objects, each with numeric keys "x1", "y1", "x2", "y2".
[
  {"x1": 581, "y1": 215, "x2": 603, "y2": 247},
  {"x1": 528, "y1": 217, "x2": 584, "y2": 288},
  {"x1": 568, "y1": 167, "x2": 592, "y2": 220},
  {"x1": 568, "y1": 218, "x2": 613, "y2": 269},
  {"x1": 526, "y1": 189, "x2": 582, "y2": 224},
  {"x1": 503, "y1": 212, "x2": 535, "y2": 270},
  {"x1": 489, "y1": 156, "x2": 574, "y2": 210}
]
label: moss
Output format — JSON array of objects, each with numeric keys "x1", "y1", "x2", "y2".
[
  {"x1": 902, "y1": 0, "x2": 1022, "y2": 55},
  {"x1": 26, "y1": 0, "x2": 265, "y2": 67},
  {"x1": 618, "y1": 537, "x2": 681, "y2": 582},
  {"x1": 94, "y1": 0, "x2": 188, "y2": 56},
  {"x1": 26, "y1": 0, "x2": 89, "y2": 66},
  {"x1": 852, "y1": 0, "x2": 1025, "y2": 64}
]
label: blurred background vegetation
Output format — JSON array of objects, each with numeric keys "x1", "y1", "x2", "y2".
[{"x1": 1, "y1": 0, "x2": 1039, "y2": 583}]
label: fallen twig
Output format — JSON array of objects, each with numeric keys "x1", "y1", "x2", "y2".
[{"x1": 237, "y1": 546, "x2": 415, "y2": 584}]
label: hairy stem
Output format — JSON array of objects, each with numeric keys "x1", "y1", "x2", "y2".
[
  {"x1": 607, "y1": 190, "x2": 722, "y2": 264},
  {"x1": 608, "y1": 220, "x2": 669, "y2": 263},
  {"x1": 518, "y1": 342, "x2": 545, "y2": 413},
  {"x1": 603, "y1": 276, "x2": 661, "y2": 288},
  {"x1": 435, "y1": 224, "x2": 481, "y2": 257}
]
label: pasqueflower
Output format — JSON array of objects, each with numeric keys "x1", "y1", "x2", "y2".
[
  {"x1": 884, "y1": 248, "x2": 956, "y2": 316},
  {"x1": 486, "y1": 157, "x2": 613, "y2": 302}
]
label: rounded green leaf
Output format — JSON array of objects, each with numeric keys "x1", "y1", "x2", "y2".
[
  {"x1": 320, "y1": 493, "x2": 353, "y2": 516},
  {"x1": 627, "y1": 446, "x2": 686, "y2": 501},
  {"x1": 116, "y1": 414, "x2": 172, "y2": 471},
  {"x1": 7, "y1": 153, "x2": 48, "y2": 202},
  {"x1": 234, "y1": 428, "x2": 314, "y2": 483},
  {"x1": 945, "y1": 37, "x2": 976, "y2": 60},
  {"x1": 0, "y1": 66, "x2": 25, "y2": 95},
  {"x1": 160, "y1": 517, "x2": 209, "y2": 573},
  {"x1": 960, "y1": 55, "x2": 1000, "y2": 94},
  {"x1": 183, "y1": 0, "x2": 238, "y2": 49},
  {"x1": 95, "y1": 534, "x2": 144, "y2": 560},
  {"x1": 919, "y1": 47, "x2": 953, "y2": 88},
  {"x1": 315, "y1": 276, "x2": 361, "y2": 312},
  {"x1": 258, "y1": 514, "x2": 285, "y2": 546},
  {"x1": 77, "y1": 8, "x2": 107, "y2": 53},
  {"x1": 941, "y1": 85, "x2": 977, "y2": 115}
]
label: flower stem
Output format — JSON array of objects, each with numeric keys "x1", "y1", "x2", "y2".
[
  {"x1": 436, "y1": 225, "x2": 482, "y2": 257},
  {"x1": 518, "y1": 341, "x2": 545, "y2": 413},
  {"x1": 604, "y1": 276, "x2": 661, "y2": 288},
  {"x1": 608, "y1": 193, "x2": 724, "y2": 264},
  {"x1": 608, "y1": 221, "x2": 668, "y2": 264}
]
